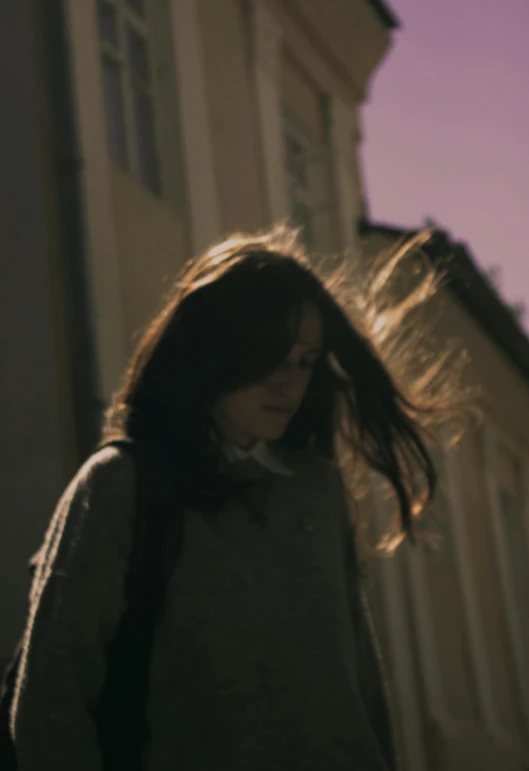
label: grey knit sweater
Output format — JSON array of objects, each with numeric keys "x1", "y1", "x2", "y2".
[{"x1": 11, "y1": 444, "x2": 397, "y2": 771}]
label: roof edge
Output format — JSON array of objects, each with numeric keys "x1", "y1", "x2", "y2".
[
  {"x1": 360, "y1": 218, "x2": 529, "y2": 386},
  {"x1": 366, "y1": 0, "x2": 401, "y2": 30}
]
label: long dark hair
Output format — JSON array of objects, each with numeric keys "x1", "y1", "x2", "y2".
[{"x1": 100, "y1": 224, "x2": 472, "y2": 551}]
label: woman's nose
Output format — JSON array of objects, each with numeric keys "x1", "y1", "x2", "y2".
[{"x1": 273, "y1": 367, "x2": 307, "y2": 399}]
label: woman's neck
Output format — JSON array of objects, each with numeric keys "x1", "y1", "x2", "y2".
[{"x1": 227, "y1": 437, "x2": 260, "y2": 452}]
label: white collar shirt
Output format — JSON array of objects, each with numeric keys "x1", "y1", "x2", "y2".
[{"x1": 224, "y1": 440, "x2": 293, "y2": 477}]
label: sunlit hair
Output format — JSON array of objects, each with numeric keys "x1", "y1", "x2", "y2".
[{"x1": 100, "y1": 223, "x2": 475, "y2": 552}]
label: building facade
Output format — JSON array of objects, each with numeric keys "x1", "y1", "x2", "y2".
[
  {"x1": 361, "y1": 223, "x2": 529, "y2": 771},
  {"x1": 2, "y1": 2, "x2": 529, "y2": 770},
  {"x1": 1, "y1": 0, "x2": 393, "y2": 658}
]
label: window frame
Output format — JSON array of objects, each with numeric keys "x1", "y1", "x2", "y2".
[
  {"x1": 399, "y1": 449, "x2": 480, "y2": 739},
  {"x1": 370, "y1": 431, "x2": 515, "y2": 749},
  {"x1": 97, "y1": 0, "x2": 164, "y2": 195},
  {"x1": 482, "y1": 420, "x2": 529, "y2": 738},
  {"x1": 282, "y1": 108, "x2": 339, "y2": 253}
]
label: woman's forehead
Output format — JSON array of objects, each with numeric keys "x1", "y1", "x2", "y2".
[{"x1": 294, "y1": 302, "x2": 323, "y2": 348}]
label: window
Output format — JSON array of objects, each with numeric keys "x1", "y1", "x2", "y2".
[
  {"x1": 496, "y1": 442, "x2": 529, "y2": 637},
  {"x1": 285, "y1": 131, "x2": 314, "y2": 247},
  {"x1": 281, "y1": 56, "x2": 340, "y2": 255},
  {"x1": 481, "y1": 424, "x2": 529, "y2": 736},
  {"x1": 97, "y1": 0, "x2": 161, "y2": 194},
  {"x1": 283, "y1": 114, "x2": 339, "y2": 255}
]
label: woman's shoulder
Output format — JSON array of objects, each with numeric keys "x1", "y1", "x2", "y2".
[
  {"x1": 43, "y1": 445, "x2": 136, "y2": 535},
  {"x1": 70, "y1": 443, "x2": 136, "y2": 497},
  {"x1": 29, "y1": 444, "x2": 138, "y2": 602},
  {"x1": 54, "y1": 444, "x2": 137, "y2": 550}
]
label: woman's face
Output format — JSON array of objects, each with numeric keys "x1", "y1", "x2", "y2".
[{"x1": 212, "y1": 302, "x2": 323, "y2": 450}]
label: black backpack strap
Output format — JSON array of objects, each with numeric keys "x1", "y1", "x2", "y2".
[
  {"x1": 114, "y1": 438, "x2": 183, "y2": 612},
  {"x1": 95, "y1": 438, "x2": 184, "y2": 771}
]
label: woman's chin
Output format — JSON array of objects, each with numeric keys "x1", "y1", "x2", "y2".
[{"x1": 260, "y1": 424, "x2": 289, "y2": 441}]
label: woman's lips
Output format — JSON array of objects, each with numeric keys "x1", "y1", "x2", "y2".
[{"x1": 263, "y1": 406, "x2": 296, "y2": 416}]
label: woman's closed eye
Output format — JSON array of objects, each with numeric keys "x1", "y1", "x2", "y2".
[
  {"x1": 276, "y1": 356, "x2": 319, "y2": 375},
  {"x1": 300, "y1": 357, "x2": 319, "y2": 372}
]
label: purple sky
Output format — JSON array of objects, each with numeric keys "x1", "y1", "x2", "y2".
[{"x1": 362, "y1": 0, "x2": 529, "y2": 322}]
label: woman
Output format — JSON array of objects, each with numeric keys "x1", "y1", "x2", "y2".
[{"x1": 10, "y1": 225, "x2": 464, "y2": 770}]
